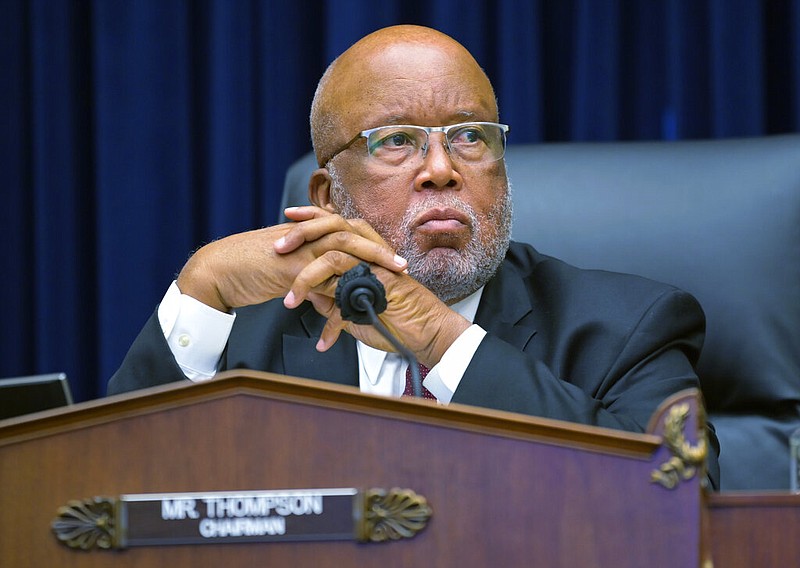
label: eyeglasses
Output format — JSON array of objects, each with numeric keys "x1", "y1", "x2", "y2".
[{"x1": 325, "y1": 122, "x2": 509, "y2": 167}]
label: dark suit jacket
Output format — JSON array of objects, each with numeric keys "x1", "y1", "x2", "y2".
[{"x1": 108, "y1": 241, "x2": 720, "y2": 485}]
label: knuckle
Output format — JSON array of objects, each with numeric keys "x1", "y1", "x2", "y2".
[
  {"x1": 330, "y1": 230, "x2": 353, "y2": 248},
  {"x1": 323, "y1": 249, "x2": 350, "y2": 268},
  {"x1": 371, "y1": 241, "x2": 390, "y2": 258}
]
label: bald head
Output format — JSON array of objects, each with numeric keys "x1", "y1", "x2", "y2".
[{"x1": 310, "y1": 25, "x2": 498, "y2": 166}]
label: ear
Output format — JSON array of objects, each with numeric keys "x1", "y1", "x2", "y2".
[{"x1": 308, "y1": 168, "x2": 337, "y2": 213}]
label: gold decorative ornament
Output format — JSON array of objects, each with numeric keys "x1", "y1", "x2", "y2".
[
  {"x1": 357, "y1": 488, "x2": 433, "y2": 542},
  {"x1": 51, "y1": 497, "x2": 119, "y2": 550},
  {"x1": 651, "y1": 402, "x2": 708, "y2": 489}
]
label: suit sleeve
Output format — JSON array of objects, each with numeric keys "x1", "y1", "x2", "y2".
[
  {"x1": 453, "y1": 288, "x2": 703, "y2": 430},
  {"x1": 106, "y1": 310, "x2": 191, "y2": 395},
  {"x1": 452, "y1": 288, "x2": 720, "y2": 488}
]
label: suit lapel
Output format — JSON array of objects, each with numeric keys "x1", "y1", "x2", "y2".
[
  {"x1": 475, "y1": 258, "x2": 538, "y2": 350},
  {"x1": 281, "y1": 305, "x2": 359, "y2": 387}
]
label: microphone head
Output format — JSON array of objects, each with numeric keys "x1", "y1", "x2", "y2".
[{"x1": 335, "y1": 262, "x2": 387, "y2": 324}]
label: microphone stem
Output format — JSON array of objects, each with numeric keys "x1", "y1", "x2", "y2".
[{"x1": 355, "y1": 295, "x2": 423, "y2": 398}]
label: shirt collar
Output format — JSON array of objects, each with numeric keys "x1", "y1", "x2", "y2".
[{"x1": 358, "y1": 286, "x2": 484, "y2": 386}]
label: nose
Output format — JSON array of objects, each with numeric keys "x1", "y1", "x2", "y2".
[{"x1": 415, "y1": 133, "x2": 463, "y2": 191}]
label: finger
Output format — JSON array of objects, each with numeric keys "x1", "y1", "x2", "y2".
[
  {"x1": 284, "y1": 210, "x2": 387, "y2": 244},
  {"x1": 283, "y1": 205, "x2": 333, "y2": 222},
  {"x1": 283, "y1": 250, "x2": 356, "y2": 308},
  {"x1": 306, "y1": 292, "x2": 344, "y2": 351},
  {"x1": 316, "y1": 230, "x2": 406, "y2": 272},
  {"x1": 274, "y1": 213, "x2": 355, "y2": 253},
  {"x1": 337, "y1": 220, "x2": 410, "y2": 273},
  {"x1": 278, "y1": 224, "x2": 407, "y2": 278},
  {"x1": 345, "y1": 218, "x2": 391, "y2": 243}
]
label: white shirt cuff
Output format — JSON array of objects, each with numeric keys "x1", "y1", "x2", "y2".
[
  {"x1": 423, "y1": 324, "x2": 487, "y2": 404},
  {"x1": 158, "y1": 281, "x2": 235, "y2": 382}
]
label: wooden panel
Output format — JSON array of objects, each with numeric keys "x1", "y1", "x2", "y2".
[
  {"x1": 707, "y1": 492, "x2": 800, "y2": 567},
  {"x1": 0, "y1": 372, "x2": 703, "y2": 567}
]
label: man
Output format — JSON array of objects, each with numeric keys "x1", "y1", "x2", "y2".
[{"x1": 109, "y1": 25, "x2": 718, "y2": 484}]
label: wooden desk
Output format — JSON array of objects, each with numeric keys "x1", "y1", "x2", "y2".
[
  {"x1": 0, "y1": 371, "x2": 707, "y2": 567},
  {"x1": 707, "y1": 492, "x2": 800, "y2": 567}
]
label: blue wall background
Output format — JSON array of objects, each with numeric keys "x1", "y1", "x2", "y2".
[{"x1": 3, "y1": 0, "x2": 799, "y2": 402}]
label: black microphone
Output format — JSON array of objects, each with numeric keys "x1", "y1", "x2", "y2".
[
  {"x1": 335, "y1": 262, "x2": 387, "y2": 325},
  {"x1": 335, "y1": 262, "x2": 423, "y2": 398}
]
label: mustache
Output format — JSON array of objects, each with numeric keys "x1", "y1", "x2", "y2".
[{"x1": 399, "y1": 195, "x2": 478, "y2": 234}]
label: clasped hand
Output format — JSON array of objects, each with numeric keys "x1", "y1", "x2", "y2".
[{"x1": 176, "y1": 206, "x2": 470, "y2": 368}]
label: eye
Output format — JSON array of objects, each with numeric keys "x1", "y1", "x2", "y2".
[
  {"x1": 450, "y1": 126, "x2": 486, "y2": 145},
  {"x1": 385, "y1": 132, "x2": 413, "y2": 147},
  {"x1": 369, "y1": 129, "x2": 417, "y2": 153}
]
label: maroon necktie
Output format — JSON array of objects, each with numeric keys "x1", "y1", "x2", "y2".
[{"x1": 403, "y1": 363, "x2": 437, "y2": 400}]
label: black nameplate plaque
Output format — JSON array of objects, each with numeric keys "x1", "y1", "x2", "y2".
[
  {"x1": 125, "y1": 488, "x2": 356, "y2": 546},
  {"x1": 52, "y1": 487, "x2": 432, "y2": 551}
]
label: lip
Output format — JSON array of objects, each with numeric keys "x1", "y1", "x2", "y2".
[{"x1": 413, "y1": 207, "x2": 471, "y2": 232}]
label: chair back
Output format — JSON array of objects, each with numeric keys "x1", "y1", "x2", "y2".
[{"x1": 282, "y1": 135, "x2": 800, "y2": 490}]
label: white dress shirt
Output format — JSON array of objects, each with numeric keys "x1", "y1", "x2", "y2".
[{"x1": 158, "y1": 281, "x2": 486, "y2": 404}]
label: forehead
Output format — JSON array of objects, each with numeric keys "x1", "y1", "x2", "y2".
[{"x1": 332, "y1": 43, "x2": 497, "y2": 131}]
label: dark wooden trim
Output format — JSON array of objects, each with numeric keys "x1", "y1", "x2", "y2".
[{"x1": 0, "y1": 369, "x2": 660, "y2": 458}]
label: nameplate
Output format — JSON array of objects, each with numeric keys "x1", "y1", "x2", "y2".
[{"x1": 52, "y1": 487, "x2": 431, "y2": 551}]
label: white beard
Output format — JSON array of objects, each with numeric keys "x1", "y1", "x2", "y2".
[{"x1": 328, "y1": 164, "x2": 513, "y2": 304}]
